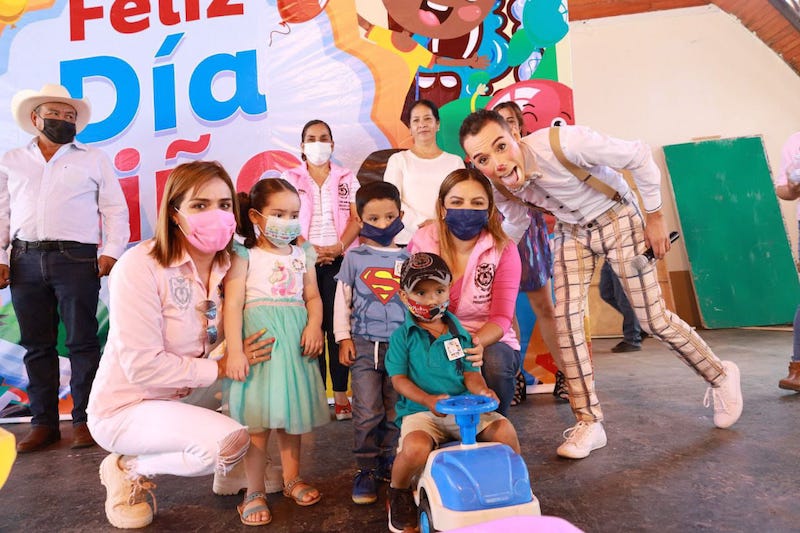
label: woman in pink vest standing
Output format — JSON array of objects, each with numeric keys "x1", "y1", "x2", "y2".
[
  {"x1": 408, "y1": 168, "x2": 522, "y2": 415},
  {"x1": 281, "y1": 120, "x2": 361, "y2": 419}
]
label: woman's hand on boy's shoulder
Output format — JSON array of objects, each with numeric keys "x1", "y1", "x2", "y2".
[{"x1": 464, "y1": 335, "x2": 484, "y2": 367}]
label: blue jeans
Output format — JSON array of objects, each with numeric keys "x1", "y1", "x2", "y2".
[
  {"x1": 481, "y1": 341, "x2": 520, "y2": 417},
  {"x1": 350, "y1": 337, "x2": 399, "y2": 468},
  {"x1": 793, "y1": 305, "x2": 800, "y2": 362},
  {"x1": 794, "y1": 221, "x2": 800, "y2": 362},
  {"x1": 10, "y1": 242, "x2": 100, "y2": 428},
  {"x1": 599, "y1": 261, "x2": 642, "y2": 345}
]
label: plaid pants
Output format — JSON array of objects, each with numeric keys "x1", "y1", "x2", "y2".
[{"x1": 552, "y1": 200, "x2": 725, "y2": 422}]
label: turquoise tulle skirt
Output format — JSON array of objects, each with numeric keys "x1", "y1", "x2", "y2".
[{"x1": 226, "y1": 299, "x2": 329, "y2": 434}]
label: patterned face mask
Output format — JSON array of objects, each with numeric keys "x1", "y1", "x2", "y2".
[
  {"x1": 255, "y1": 211, "x2": 302, "y2": 246},
  {"x1": 405, "y1": 296, "x2": 449, "y2": 322}
]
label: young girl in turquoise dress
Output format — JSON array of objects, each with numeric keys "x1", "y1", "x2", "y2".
[{"x1": 224, "y1": 178, "x2": 329, "y2": 526}]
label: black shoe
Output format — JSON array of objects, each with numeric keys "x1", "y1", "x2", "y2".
[
  {"x1": 387, "y1": 487, "x2": 417, "y2": 533},
  {"x1": 553, "y1": 370, "x2": 569, "y2": 402},
  {"x1": 611, "y1": 341, "x2": 642, "y2": 353}
]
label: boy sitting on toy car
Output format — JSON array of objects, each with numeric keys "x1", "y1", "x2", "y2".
[{"x1": 385, "y1": 252, "x2": 522, "y2": 533}]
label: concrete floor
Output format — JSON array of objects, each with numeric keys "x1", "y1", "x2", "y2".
[{"x1": 1, "y1": 328, "x2": 798, "y2": 533}]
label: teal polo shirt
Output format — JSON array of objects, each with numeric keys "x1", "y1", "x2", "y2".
[{"x1": 385, "y1": 310, "x2": 479, "y2": 426}]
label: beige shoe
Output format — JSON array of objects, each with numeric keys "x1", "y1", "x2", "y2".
[
  {"x1": 99, "y1": 453, "x2": 156, "y2": 529},
  {"x1": 212, "y1": 456, "x2": 284, "y2": 495}
]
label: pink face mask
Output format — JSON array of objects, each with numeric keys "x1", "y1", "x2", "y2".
[{"x1": 175, "y1": 208, "x2": 236, "y2": 254}]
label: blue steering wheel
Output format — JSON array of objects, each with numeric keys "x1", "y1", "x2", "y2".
[
  {"x1": 435, "y1": 394, "x2": 498, "y2": 415},
  {"x1": 435, "y1": 394, "x2": 499, "y2": 446}
]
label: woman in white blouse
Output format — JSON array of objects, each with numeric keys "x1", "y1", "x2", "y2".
[{"x1": 384, "y1": 99, "x2": 465, "y2": 245}]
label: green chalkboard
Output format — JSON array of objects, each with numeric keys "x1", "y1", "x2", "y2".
[{"x1": 663, "y1": 136, "x2": 800, "y2": 328}]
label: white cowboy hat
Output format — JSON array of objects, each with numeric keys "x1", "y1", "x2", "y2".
[{"x1": 11, "y1": 83, "x2": 91, "y2": 136}]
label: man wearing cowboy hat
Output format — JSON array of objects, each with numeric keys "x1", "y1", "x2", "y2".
[{"x1": 0, "y1": 84, "x2": 129, "y2": 452}]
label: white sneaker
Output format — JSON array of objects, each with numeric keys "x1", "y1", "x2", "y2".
[
  {"x1": 99, "y1": 453, "x2": 156, "y2": 529},
  {"x1": 556, "y1": 421, "x2": 607, "y2": 459},
  {"x1": 212, "y1": 456, "x2": 284, "y2": 495},
  {"x1": 703, "y1": 360, "x2": 743, "y2": 429}
]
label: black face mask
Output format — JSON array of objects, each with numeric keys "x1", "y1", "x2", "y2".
[{"x1": 39, "y1": 117, "x2": 76, "y2": 145}]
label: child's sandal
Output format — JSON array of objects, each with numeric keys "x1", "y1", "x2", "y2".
[
  {"x1": 282, "y1": 477, "x2": 321, "y2": 507},
  {"x1": 237, "y1": 490, "x2": 272, "y2": 526}
]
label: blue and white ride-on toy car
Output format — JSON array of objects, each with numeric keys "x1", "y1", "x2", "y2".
[{"x1": 414, "y1": 394, "x2": 541, "y2": 532}]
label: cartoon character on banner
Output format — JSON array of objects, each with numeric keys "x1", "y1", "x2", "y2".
[
  {"x1": 0, "y1": 0, "x2": 54, "y2": 34},
  {"x1": 487, "y1": 79, "x2": 574, "y2": 135},
  {"x1": 507, "y1": 0, "x2": 568, "y2": 79},
  {"x1": 435, "y1": 0, "x2": 570, "y2": 156},
  {"x1": 270, "y1": 0, "x2": 330, "y2": 45},
  {"x1": 356, "y1": 0, "x2": 494, "y2": 127}
]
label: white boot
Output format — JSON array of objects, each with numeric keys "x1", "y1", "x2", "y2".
[{"x1": 99, "y1": 454, "x2": 156, "y2": 529}]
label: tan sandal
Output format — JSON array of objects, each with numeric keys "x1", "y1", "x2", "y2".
[
  {"x1": 282, "y1": 477, "x2": 321, "y2": 507},
  {"x1": 237, "y1": 490, "x2": 272, "y2": 526}
]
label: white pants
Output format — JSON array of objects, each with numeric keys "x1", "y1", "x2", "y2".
[{"x1": 89, "y1": 400, "x2": 246, "y2": 478}]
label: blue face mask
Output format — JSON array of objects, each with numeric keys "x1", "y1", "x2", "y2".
[
  {"x1": 444, "y1": 209, "x2": 489, "y2": 241},
  {"x1": 360, "y1": 217, "x2": 404, "y2": 247}
]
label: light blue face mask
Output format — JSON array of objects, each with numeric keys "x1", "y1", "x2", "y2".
[{"x1": 255, "y1": 212, "x2": 302, "y2": 246}]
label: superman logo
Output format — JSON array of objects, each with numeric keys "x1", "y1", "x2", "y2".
[{"x1": 360, "y1": 267, "x2": 400, "y2": 304}]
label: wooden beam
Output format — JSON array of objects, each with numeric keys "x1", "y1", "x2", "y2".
[{"x1": 569, "y1": 0, "x2": 709, "y2": 21}]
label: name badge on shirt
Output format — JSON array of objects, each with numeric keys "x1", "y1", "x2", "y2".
[
  {"x1": 394, "y1": 260, "x2": 404, "y2": 278},
  {"x1": 444, "y1": 338, "x2": 465, "y2": 361}
]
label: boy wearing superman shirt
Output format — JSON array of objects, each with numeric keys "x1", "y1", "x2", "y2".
[{"x1": 333, "y1": 181, "x2": 410, "y2": 505}]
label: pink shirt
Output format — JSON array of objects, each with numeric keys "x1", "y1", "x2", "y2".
[
  {"x1": 87, "y1": 241, "x2": 226, "y2": 420},
  {"x1": 409, "y1": 225, "x2": 521, "y2": 349},
  {"x1": 777, "y1": 131, "x2": 800, "y2": 219}
]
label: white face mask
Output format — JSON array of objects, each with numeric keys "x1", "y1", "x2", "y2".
[{"x1": 303, "y1": 141, "x2": 332, "y2": 166}]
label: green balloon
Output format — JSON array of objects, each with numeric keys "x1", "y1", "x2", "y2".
[
  {"x1": 437, "y1": 96, "x2": 492, "y2": 158},
  {"x1": 507, "y1": 28, "x2": 535, "y2": 67}
]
